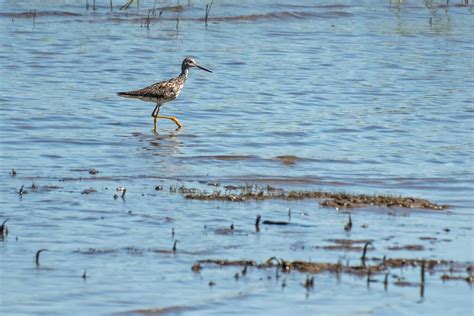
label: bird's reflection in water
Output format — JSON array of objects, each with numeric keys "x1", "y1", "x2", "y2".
[
  {"x1": 131, "y1": 128, "x2": 185, "y2": 159},
  {"x1": 127, "y1": 129, "x2": 187, "y2": 177}
]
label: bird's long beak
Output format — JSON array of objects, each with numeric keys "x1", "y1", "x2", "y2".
[{"x1": 196, "y1": 64, "x2": 212, "y2": 73}]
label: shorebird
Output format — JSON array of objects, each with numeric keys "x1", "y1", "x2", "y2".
[{"x1": 117, "y1": 57, "x2": 212, "y2": 131}]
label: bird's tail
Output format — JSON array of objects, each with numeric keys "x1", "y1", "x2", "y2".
[{"x1": 117, "y1": 91, "x2": 136, "y2": 98}]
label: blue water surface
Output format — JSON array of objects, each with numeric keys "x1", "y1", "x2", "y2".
[{"x1": 0, "y1": 1, "x2": 473, "y2": 315}]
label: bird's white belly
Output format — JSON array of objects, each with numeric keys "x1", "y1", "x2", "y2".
[
  {"x1": 137, "y1": 96, "x2": 176, "y2": 104},
  {"x1": 137, "y1": 96, "x2": 159, "y2": 103}
]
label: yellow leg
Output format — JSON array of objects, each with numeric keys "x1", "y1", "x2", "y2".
[
  {"x1": 156, "y1": 115, "x2": 183, "y2": 129},
  {"x1": 150, "y1": 104, "x2": 182, "y2": 131}
]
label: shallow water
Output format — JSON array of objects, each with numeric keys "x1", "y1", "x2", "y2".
[{"x1": 0, "y1": 0, "x2": 473, "y2": 315}]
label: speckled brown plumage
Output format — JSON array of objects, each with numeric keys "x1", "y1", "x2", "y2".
[
  {"x1": 117, "y1": 57, "x2": 212, "y2": 131},
  {"x1": 117, "y1": 74, "x2": 187, "y2": 104}
]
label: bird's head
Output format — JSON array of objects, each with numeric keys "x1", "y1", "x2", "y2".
[{"x1": 183, "y1": 57, "x2": 212, "y2": 73}]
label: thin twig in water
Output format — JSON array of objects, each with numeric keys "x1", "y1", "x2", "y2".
[
  {"x1": 255, "y1": 215, "x2": 261, "y2": 232},
  {"x1": 361, "y1": 241, "x2": 373, "y2": 266},
  {"x1": 18, "y1": 185, "x2": 27, "y2": 196},
  {"x1": 242, "y1": 264, "x2": 248, "y2": 276},
  {"x1": 303, "y1": 275, "x2": 314, "y2": 290},
  {"x1": 120, "y1": 0, "x2": 134, "y2": 10},
  {"x1": 152, "y1": 0, "x2": 159, "y2": 15},
  {"x1": 176, "y1": 11, "x2": 180, "y2": 35},
  {"x1": 421, "y1": 259, "x2": 425, "y2": 284},
  {"x1": 205, "y1": 0, "x2": 214, "y2": 27},
  {"x1": 0, "y1": 219, "x2": 9, "y2": 238},
  {"x1": 420, "y1": 260, "x2": 425, "y2": 298},
  {"x1": 172, "y1": 240, "x2": 178, "y2": 252},
  {"x1": 35, "y1": 249, "x2": 47, "y2": 267},
  {"x1": 145, "y1": 9, "x2": 152, "y2": 29},
  {"x1": 344, "y1": 213, "x2": 352, "y2": 232}
]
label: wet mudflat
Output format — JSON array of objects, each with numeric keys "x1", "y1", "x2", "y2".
[{"x1": 1, "y1": 0, "x2": 473, "y2": 315}]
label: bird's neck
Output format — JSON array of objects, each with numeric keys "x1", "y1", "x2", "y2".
[{"x1": 180, "y1": 65, "x2": 189, "y2": 79}]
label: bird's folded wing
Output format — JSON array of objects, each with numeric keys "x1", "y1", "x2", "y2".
[{"x1": 119, "y1": 79, "x2": 178, "y2": 99}]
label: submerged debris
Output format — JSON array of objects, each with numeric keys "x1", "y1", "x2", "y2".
[
  {"x1": 313, "y1": 242, "x2": 370, "y2": 252},
  {"x1": 18, "y1": 184, "x2": 62, "y2": 194},
  {"x1": 214, "y1": 223, "x2": 246, "y2": 235},
  {"x1": 393, "y1": 279, "x2": 418, "y2": 287},
  {"x1": 128, "y1": 306, "x2": 190, "y2": 315},
  {"x1": 325, "y1": 239, "x2": 373, "y2": 246},
  {"x1": 262, "y1": 220, "x2": 289, "y2": 225},
  {"x1": 81, "y1": 188, "x2": 97, "y2": 195},
  {"x1": 73, "y1": 248, "x2": 117, "y2": 255},
  {"x1": 419, "y1": 236, "x2": 438, "y2": 241},
  {"x1": 275, "y1": 155, "x2": 299, "y2": 165},
  {"x1": 387, "y1": 245, "x2": 424, "y2": 251},
  {"x1": 196, "y1": 259, "x2": 257, "y2": 267},
  {"x1": 191, "y1": 262, "x2": 202, "y2": 272},
  {"x1": 176, "y1": 184, "x2": 447, "y2": 210},
  {"x1": 193, "y1": 256, "x2": 465, "y2": 279},
  {"x1": 441, "y1": 274, "x2": 474, "y2": 283}
]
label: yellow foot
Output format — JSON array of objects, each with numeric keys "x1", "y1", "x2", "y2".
[{"x1": 170, "y1": 117, "x2": 183, "y2": 129}]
